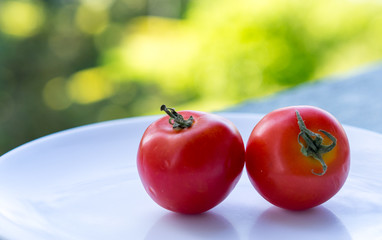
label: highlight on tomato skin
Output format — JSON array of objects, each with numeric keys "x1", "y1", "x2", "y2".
[
  {"x1": 137, "y1": 105, "x2": 246, "y2": 214},
  {"x1": 245, "y1": 105, "x2": 350, "y2": 211}
]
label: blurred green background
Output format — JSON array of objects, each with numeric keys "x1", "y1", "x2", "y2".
[{"x1": 1, "y1": 0, "x2": 382, "y2": 154}]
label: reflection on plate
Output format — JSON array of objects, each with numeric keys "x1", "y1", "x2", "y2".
[{"x1": 0, "y1": 113, "x2": 381, "y2": 239}]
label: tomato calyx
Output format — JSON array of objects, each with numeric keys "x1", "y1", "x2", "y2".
[
  {"x1": 161, "y1": 105, "x2": 194, "y2": 130},
  {"x1": 296, "y1": 110, "x2": 337, "y2": 176}
]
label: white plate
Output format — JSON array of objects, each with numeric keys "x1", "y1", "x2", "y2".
[{"x1": 0, "y1": 113, "x2": 381, "y2": 240}]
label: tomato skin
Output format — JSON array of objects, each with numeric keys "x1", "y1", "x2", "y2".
[
  {"x1": 245, "y1": 106, "x2": 350, "y2": 210},
  {"x1": 137, "y1": 111, "x2": 245, "y2": 214}
]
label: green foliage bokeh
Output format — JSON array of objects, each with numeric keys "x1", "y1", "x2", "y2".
[{"x1": 0, "y1": 0, "x2": 382, "y2": 154}]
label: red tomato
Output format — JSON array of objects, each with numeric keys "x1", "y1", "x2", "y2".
[
  {"x1": 137, "y1": 105, "x2": 245, "y2": 214},
  {"x1": 245, "y1": 106, "x2": 350, "y2": 210}
]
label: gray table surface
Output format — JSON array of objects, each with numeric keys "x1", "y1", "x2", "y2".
[{"x1": 225, "y1": 62, "x2": 382, "y2": 134}]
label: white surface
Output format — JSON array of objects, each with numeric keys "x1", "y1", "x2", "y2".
[{"x1": 0, "y1": 113, "x2": 381, "y2": 239}]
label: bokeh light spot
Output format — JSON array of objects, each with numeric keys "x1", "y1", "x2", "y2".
[
  {"x1": 0, "y1": 0, "x2": 45, "y2": 38},
  {"x1": 42, "y1": 77, "x2": 72, "y2": 110},
  {"x1": 121, "y1": 17, "x2": 198, "y2": 92},
  {"x1": 67, "y1": 68, "x2": 114, "y2": 104},
  {"x1": 75, "y1": 4, "x2": 109, "y2": 35}
]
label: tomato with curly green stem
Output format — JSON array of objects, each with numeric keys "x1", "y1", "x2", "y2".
[
  {"x1": 245, "y1": 106, "x2": 350, "y2": 210},
  {"x1": 137, "y1": 105, "x2": 245, "y2": 214}
]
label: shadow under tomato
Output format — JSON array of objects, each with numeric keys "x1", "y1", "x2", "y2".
[
  {"x1": 250, "y1": 206, "x2": 351, "y2": 240},
  {"x1": 145, "y1": 211, "x2": 239, "y2": 240}
]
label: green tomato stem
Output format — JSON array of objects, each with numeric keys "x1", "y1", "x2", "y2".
[
  {"x1": 296, "y1": 110, "x2": 337, "y2": 176},
  {"x1": 161, "y1": 105, "x2": 194, "y2": 130}
]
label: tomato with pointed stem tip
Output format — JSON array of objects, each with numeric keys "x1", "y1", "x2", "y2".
[
  {"x1": 245, "y1": 106, "x2": 350, "y2": 210},
  {"x1": 137, "y1": 105, "x2": 245, "y2": 214}
]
